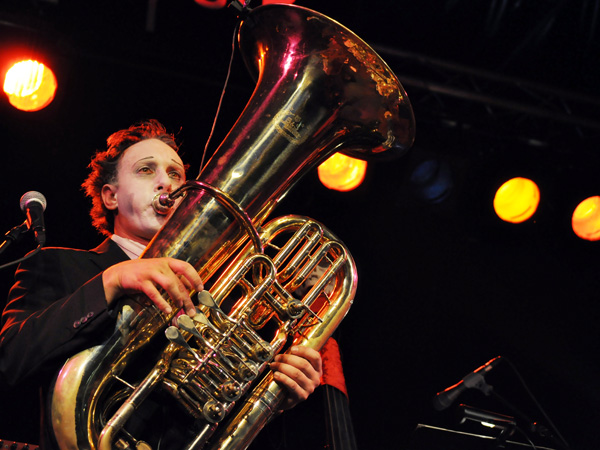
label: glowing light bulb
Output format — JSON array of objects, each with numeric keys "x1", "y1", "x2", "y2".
[
  {"x1": 572, "y1": 196, "x2": 600, "y2": 241},
  {"x1": 493, "y1": 177, "x2": 540, "y2": 223},
  {"x1": 318, "y1": 152, "x2": 367, "y2": 192},
  {"x1": 3, "y1": 60, "x2": 57, "y2": 112}
]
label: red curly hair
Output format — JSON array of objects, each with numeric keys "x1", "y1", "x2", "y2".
[{"x1": 81, "y1": 119, "x2": 180, "y2": 236}]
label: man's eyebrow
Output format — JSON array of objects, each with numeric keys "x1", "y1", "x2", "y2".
[
  {"x1": 171, "y1": 159, "x2": 184, "y2": 168},
  {"x1": 132, "y1": 156, "x2": 184, "y2": 168},
  {"x1": 134, "y1": 156, "x2": 154, "y2": 165}
]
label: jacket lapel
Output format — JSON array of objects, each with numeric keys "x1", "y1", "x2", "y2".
[{"x1": 88, "y1": 237, "x2": 129, "y2": 271}]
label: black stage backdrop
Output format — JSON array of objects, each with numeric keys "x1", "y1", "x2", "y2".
[{"x1": 0, "y1": 1, "x2": 598, "y2": 449}]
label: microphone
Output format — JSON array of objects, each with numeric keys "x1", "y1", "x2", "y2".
[
  {"x1": 20, "y1": 191, "x2": 47, "y2": 246},
  {"x1": 433, "y1": 356, "x2": 502, "y2": 411}
]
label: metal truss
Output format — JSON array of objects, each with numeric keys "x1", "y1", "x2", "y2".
[{"x1": 377, "y1": 45, "x2": 600, "y2": 151}]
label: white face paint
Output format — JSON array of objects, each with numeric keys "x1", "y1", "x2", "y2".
[{"x1": 102, "y1": 139, "x2": 186, "y2": 245}]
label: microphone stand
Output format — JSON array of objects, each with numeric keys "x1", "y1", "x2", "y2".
[
  {"x1": 0, "y1": 221, "x2": 42, "y2": 271},
  {"x1": 443, "y1": 373, "x2": 569, "y2": 449},
  {"x1": 489, "y1": 390, "x2": 570, "y2": 450},
  {"x1": 457, "y1": 404, "x2": 517, "y2": 449},
  {"x1": 438, "y1": 356, "x2": 571, "y2": 450},
  {"x1": 0, "y1": 222, "x2": 28, "y2": 256}
]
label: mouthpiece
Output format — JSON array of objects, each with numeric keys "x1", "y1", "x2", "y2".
[{"x1": 152, "y1": 192, "x2": 175, "y2": 215}]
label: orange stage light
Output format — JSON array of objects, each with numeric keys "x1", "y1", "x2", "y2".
[
  {"x1": 318, "y1": 152, "x2": 367, "y2": 192},
  {"x1": 493, "y1": 177, "x2": 540, "y2": 223},
  {"x1": 3, "y1": 59, "x2": 57, "y2": 112},
  {"x1": 572, "y1": 196, "x2": 600, "y2": 241}
]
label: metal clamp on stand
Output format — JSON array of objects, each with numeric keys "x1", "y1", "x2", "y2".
[{"x1": 458, "y1": 404, "x2": 516, "y2": 448}]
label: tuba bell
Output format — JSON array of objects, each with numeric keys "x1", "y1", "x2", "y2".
[{"x1": 49, "y1": 4, "x2": 415, "y2": 449}]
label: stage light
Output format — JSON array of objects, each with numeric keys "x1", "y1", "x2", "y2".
[
  {"x1": 195, "y1": 0, "x2": 294, "y2": 8},
  {"x1": 572, "y1": 196, "x2": 600, "y2": 241},
  {"x1": 318, "y1": 152, "x2": 367, "y2": 192},
  {"x1": 194, "y1": 0, "x2": 227, "y2": 8},
  {"x1": 3, "y1": 59, "x2": 57, "y2": 112},
  {"x1": 409, "y1": 159, "x2": 453, "y2": 204},
  {"x1": 493, "y1": 177, "x2": 540, "y2": 223}
]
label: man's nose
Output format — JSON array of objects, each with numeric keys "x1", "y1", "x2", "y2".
[{"x1": 155, "y1": 170, "x2": 174, "y2": 192}]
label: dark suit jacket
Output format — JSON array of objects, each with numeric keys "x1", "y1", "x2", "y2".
[
  {"x1": 0, "y1": 239, "x2": 332, "y2": 450},
  {"x1": 0, "y1": 238, "x2": 128, "y2": 447},
  {"x1": 0, "y1": 238, "x2": 128, "y2": 387}
]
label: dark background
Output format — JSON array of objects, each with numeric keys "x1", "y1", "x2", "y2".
[{"x1": 1, "y1": 1, "x2": 599, "y2": 449}]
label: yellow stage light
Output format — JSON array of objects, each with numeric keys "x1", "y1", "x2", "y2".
[
  {"x1": 3, "y1": 59, "x2": 57, "y2": 112},
  {"x1": 493, "y1": 177, "x2": 540, "y2": 223},
  {"x1": 572, "y1": 196, "x2": 600, "y2": 241},
  {"x1": 318, "y1": 152, "x2": 367, "y2": 192}
]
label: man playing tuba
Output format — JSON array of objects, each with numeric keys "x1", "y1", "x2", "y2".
[{"x1": 0, "y1": 120, "x2": 322, "y2": 449}]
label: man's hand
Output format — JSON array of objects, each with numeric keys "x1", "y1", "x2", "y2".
[
  {"x1": 270, "y1": 345, "x2": 323, "y2": 410},
  {"x1": 102, "y1": 257, "x2": 203, "y2": 316}
]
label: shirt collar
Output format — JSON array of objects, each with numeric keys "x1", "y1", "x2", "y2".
[{"x1": 111, "y1": 234, "x2": 147, "y2": 260}]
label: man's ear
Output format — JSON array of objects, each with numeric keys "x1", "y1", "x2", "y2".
[{"x1": 101, "y1": 184, "x2": 118, "y2": 210}]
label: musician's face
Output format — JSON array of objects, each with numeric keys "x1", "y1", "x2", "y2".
[{"x1": 101, "y1": 139, "x2": 186, "y2": 245}]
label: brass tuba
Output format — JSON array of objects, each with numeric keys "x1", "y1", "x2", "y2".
[{"x1": 49, "y1": 4, "x2": 415, "y2": 449}]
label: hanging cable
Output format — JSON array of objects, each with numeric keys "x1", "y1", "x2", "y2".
[{"x1": 198, "y1": 19, "x2": 241, "y2": 175}]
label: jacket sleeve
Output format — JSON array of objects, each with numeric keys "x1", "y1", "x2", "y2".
[{"x1": 0, "y1": 248, "x2": 117, "y2": 387}]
